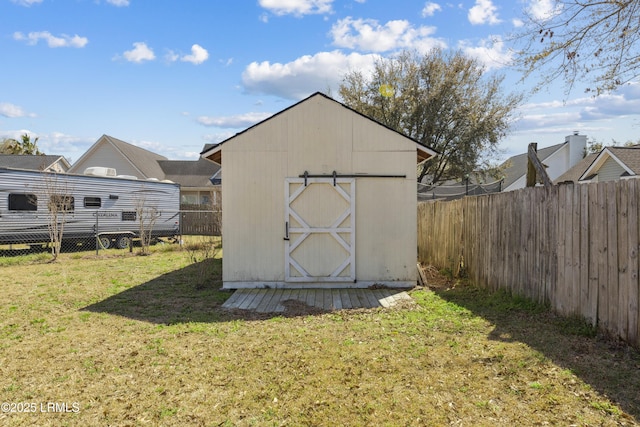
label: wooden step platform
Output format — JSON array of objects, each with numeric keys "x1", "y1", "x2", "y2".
[{"x1": 222, "y1": 288, "x2": 413, "y2": 313}]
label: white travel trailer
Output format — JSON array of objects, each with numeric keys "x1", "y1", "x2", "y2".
[{"x1": 0, "y1": 167, "x2": 180, "y2": 250}]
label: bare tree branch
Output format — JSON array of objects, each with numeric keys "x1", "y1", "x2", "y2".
[{"x1": 512, "y1": 0, "x2": 640, "y2": 95}]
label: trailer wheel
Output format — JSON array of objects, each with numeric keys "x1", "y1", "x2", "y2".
[
  {"x1": 98, "y1": 236, "x2": 111, "y2": 249},
  {"x1": 115, "y1": 236, "x2": 131, "y2": 250}
]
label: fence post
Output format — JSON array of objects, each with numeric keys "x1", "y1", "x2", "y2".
[{"x1": 95, "y1": 213, "x2": 99, "y2": 256}]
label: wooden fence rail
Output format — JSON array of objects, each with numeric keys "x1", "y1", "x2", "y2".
[{"x1": 418, "y1": 180, "x2": 640, "y2": 348}]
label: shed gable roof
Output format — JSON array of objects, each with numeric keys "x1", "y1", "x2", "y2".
[{"x1": 201, "y1": 92, "x2": 438, "y2": 165}]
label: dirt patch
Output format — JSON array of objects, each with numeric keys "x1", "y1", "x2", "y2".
[{"x1": 281, "y1": 298, "x2": 330, "y2": 316}]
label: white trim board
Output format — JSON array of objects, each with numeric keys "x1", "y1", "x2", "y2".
[
  {"x1": 284, "y1": 177, "x2": 356, "y2": 283},
  {"x1": 222, "y1": 281, "x2": 416, "y2": 290}
]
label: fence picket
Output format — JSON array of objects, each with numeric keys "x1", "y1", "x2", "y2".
[
  {"x1": 607, "y1": 181, "x2": 619, "y2": 334},
  {"x1": 587, "y1": 183, "x2": 600, "y2": 326},
  {"x1": 628, "y1": 180, "x2": 640, "y2": 344},
  {"x1": 617, "y1": 180, "x2": 630, "y2": 340}
]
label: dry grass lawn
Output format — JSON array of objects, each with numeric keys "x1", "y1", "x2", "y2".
[{"x1": 0, "y1": 244, "x2": 639, "y2": 426}]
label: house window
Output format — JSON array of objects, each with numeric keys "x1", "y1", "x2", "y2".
[
  {"x1": 181, "y1": 193, "x2": 198, "y2": 205},
  {"x1": 84, "y1": 197, "x2": 102, "y2": 208},
  {"x1": 49, "y1": 194, "x2": 75, "y2": 212},
  {"x1": 122, "y1": 211, "x2": 137, "y2": 221},
  {"x1": 8, "y1": 193, "x2": 37, "y2": 211}
]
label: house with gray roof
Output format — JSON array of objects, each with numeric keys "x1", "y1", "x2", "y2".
[
  {"x1": 0, "y1": 154, "x2": 70, "y2": 173},
  {"x1": 68, "y1": 135, "x2": 220, "y2": 207},
  {"x1": 556, "y1": 145, "x2": 640, "y2": 183},
  {"x1": 500, "y1": 132, "x2": 587, "y2": 191}
]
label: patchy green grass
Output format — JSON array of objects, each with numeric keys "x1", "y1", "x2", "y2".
[{"x1": 0, "y1": 248, "x2": 638, "y2": 426}]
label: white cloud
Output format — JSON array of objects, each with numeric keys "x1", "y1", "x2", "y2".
[
  {"x1": 512, "y1": 18, "x2": 524, "y2": 28},
  {"x1": 421, "y1": 2, "x2": 442, "y2": 17},
  {"x1": 181, "y1": 44, "x2": 209, "y2": 65},
  {"x1": 197, "y1": 112, "x2": 273, "y2": 128},
  {"x1": 121, "y1": 42, "x2": 155, "y2": 63},
  {"x1": 468, "y1": 0, "x2": 501, "y2": 25},
  {"x1": 242, "y1": 50, "x2": 380, "y2": 100},
  {"x1": 10, "y1": 0, "x2": 42, "y2": 6},
  {"x1": 166, "y1": 45, "x2": 209, "y2": 65},
  {"x1": 514, "y1": 83, "x2": 640, "y2": 133},
  {"x1": 165, "y1": 50, "x2": 180, "y2": 62},
  {"x1": 527, "y1": 0, "x2": 563, "y2": 21},
  {"x1": 0, "y1": 103, "x2": 35, "y2": 118},
  {"x1": 459, "y1": 35, "x2": 512, "y2": 70},
  {"x1": 330, "y1": 17, "x2": 446, "y2": 53},
  {"x1": 106, "y1": 0, "x2": 130, "y2": 6},
  {"x1": 0, "y1": 130, "x2": 93, "y2": 162},
  {"x1": 13, "y1": 31, "x2": 88, "y2": 48},
  {"x1": 259, "y1": 0, "x2": 334, "y2": 16}
]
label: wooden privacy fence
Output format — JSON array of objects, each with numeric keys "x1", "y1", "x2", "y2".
[
  {"x1": 180, "y1": 210, "x2": 221, "y2": 236},
  {"x1": 418, "y1": 180, "x2": 640, "y2": 348}
]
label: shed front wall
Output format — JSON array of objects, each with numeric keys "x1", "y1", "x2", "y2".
[{"x1": 221, "y1": 96, "x2": 418, "y2": 288}]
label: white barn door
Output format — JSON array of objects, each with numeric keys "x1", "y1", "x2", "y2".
[{"x1": 285, "y1": 177, "x2": 355, "y2": 283}]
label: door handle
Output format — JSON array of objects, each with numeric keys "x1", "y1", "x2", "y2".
[{"x1": 284, "y1": 221, "x2": 289, "y2": 241}]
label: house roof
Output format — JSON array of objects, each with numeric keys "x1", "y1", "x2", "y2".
[
  {"x1": 500, "y1": 142, "x2": 565, "y2": 189},
  {"x1": 555, "y1": 152, "x2": 598, "y2": 183},
  {"x1": 70, "y1": 134, "x2": 167, "y2": 179},
  {"x1": 0, "y1": 154, "x2": 70, "y2": 171},
  {"x1": 579, "y1": 146, "x2": 640, "y2": 180},
  {"x1": 157, "y1": 158, "x2": 220, "y2": 187},
  {"x1": 201, "y1": 92, "x2": 438, "y2": 165}
]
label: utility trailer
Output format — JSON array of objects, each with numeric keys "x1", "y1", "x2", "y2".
[{"x1": 0, "y1": 167, "x2": 180, "y2": 250}]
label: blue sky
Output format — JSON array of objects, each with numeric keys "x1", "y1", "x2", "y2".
[{"x1": 1, "y1": 0, "x2": 639, "y2": 164}]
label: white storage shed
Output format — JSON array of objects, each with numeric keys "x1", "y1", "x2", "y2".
[{"x1": 201, "y1": 92, "x2": 437, "y2": 289}]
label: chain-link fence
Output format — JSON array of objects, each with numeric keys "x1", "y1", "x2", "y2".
[{"x1": 0, "y1": 209, "x2": 220, "y2": 258}]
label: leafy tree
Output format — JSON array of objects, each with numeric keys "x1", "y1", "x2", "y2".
[
  {"x1": 586, "y1": 137, "x2": 640, "y2": 154},
  {"x1": 586, "y1": 138, "x2": 605, "y2": 154},
  {"x1": 513, "y1": 0, "x2": 640, "y2": 95},
  {"x1": 0, "y1": 133, "x2": 43, "y2": 155},
  {"x1": 339, "y1": 49, "x2": 522, "y2": 184}
]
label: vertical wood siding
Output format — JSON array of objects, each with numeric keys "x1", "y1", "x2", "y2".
[
  {"x1": 418, "y1": 180, "x2": 640, "y2": 348},
  {"x1": 221, "y1": 95, "x2": 419, "y2": 286}
]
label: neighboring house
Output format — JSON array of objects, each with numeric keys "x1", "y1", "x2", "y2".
[
  {"x1": 68, "y1": 135, "x2": 220, "y2": 206},
  {"x1": 158, "y1": 157, "x2": 220, "y2": 207},
  {"x1": 69, "y1": 135, "x2": 167, "y2": 180},
  {"x1": 201, "y1": 92, "x2": 438, "y2": 289},
  {"x1": 500, "y1": 132, "x2": 587, "y2": 191},
  {"x1": 0, "y1": 154, "x2": 70, "y2": 173},
  {"x1": 556, "y1": 145, "x2": 640, "y2": 183}
]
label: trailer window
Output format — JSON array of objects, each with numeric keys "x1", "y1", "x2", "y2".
[
  {"x1": 8, "y1": 193, "x2": 37, "y2": 211},
  {"x1": 49, "y1": 194, "x2": 75, "y2": 212},
  {"x1": 84, "y1": 197, "x2": 101, "y2": 208},
  {"x1": 122, "y1": 211, "x2": 137, "y2": 221}
]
